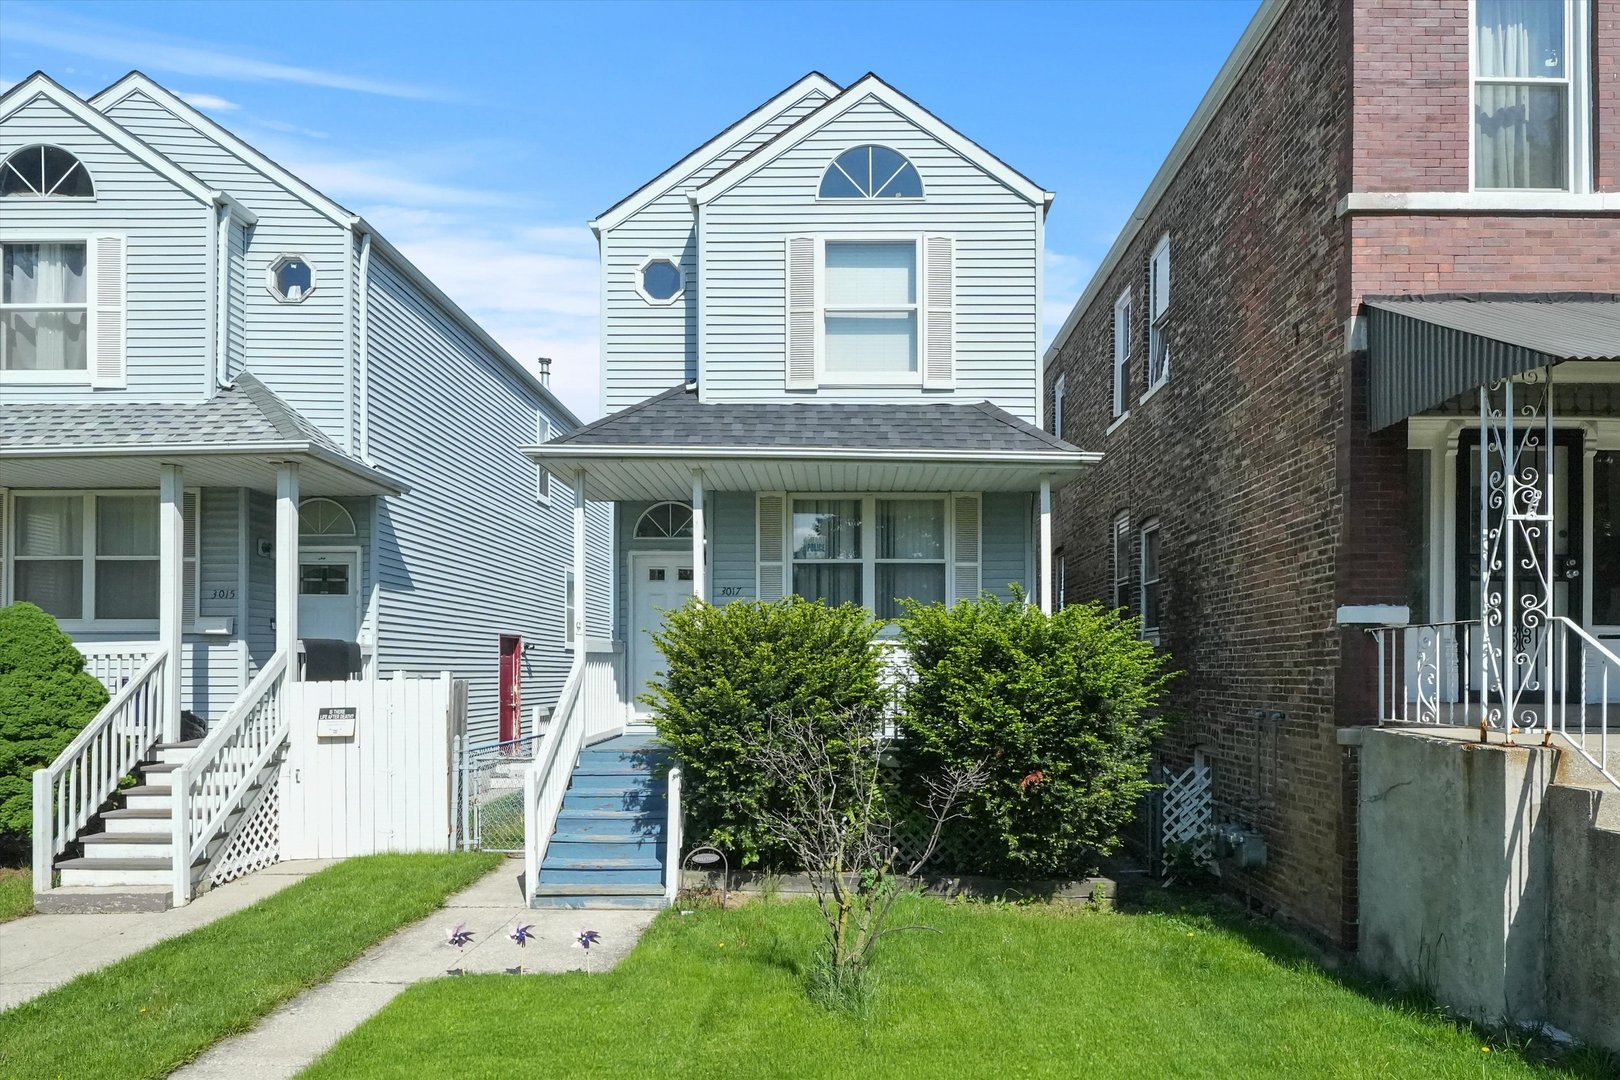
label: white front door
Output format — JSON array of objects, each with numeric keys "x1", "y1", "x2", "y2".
[
  {"x1": 630, "y1": 554, "x2": 693, "y2": 715},
  {"x1": 298, "y1": 549, "x2": 360, "y2": 641}
]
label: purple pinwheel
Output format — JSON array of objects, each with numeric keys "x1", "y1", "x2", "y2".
[
  {"x1": 446, "y1": 923, "x2": 474, "y2": 950},
  {"x1": 509, "y1": 924, "x2": 535, "y2": 948},
  {"x1": 574, "y1": 929, "x2": 601, "y2": 951}
]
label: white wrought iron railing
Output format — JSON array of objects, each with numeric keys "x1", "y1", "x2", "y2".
[
  {"x1": 1548, "y1": 617, "x2": 1619, "y2": 790},
  {"x1": 664, "y1": 765, "x2": 683, "y2": 906},
  {"x1": 523, "y1": 641, "x2": 628, "y2": 901},
  {"x1": 32, "y1": 650, "x2": 169, "y2": 894},
  {"x1": 1368, "y1": 620, "x2": 1485, "y2": 726},
  {"x1": 79, "y1": 642, "x2": 159, "y2": 698},
  {"x1": 171, "y1": 649, "x2": 289, "y2": 904}
]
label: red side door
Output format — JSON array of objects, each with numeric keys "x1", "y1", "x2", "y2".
[{"x1": 498, "y1": 635, "x2": 522, "y2": 743}]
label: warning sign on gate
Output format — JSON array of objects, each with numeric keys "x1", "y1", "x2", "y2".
[{"x1": 316, "y1": 705, "x2": 358, "y2": 738}]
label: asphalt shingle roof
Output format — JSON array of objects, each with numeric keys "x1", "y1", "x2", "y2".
[
  {"x1": 550, "y1": 386, "x2": 1083, "y2": 454},
  {"x1": 0, "y1": 371, "x2": 348, "y2": 453}
]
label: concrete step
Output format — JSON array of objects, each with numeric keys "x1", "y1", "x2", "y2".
[
  {"x1": 34, "y1": 885, "x2": 173, "y2": 914},
  {"x1": 530, "y1": 881, "x2": 666, "y2": 910}
]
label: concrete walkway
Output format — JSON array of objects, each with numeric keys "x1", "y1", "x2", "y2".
[
  {"x1": 171, "y1": 859, "x2": 655, "y2": 1080},
  {"x1": 0, "y1": 860, "x2": 336, "y2": 1010}
]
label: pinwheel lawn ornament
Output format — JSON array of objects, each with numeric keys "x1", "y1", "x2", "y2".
[
  {"x1": 509, "y1": 924, "x2": 535, "y2": 948},
  {"x1": 574, "y1": 929, "x2": 601, "y2": 973},
  {"x1": 447, "y1": 923, "x2": 474, "y2": 950}
]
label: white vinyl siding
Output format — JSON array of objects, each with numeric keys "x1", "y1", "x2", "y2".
[
  {"x1": 1146, "y1": 236, "x2": 1170, "y2": 393},
  {"x1": 699, "y1": 95, "x2": 1039, "y2": 422},
  {"x1": 601, "y1": 89, "x2": 831, "y2": 414},
  {"x1": 0, "y1": 94, "x2": 211, "y2": 401}
]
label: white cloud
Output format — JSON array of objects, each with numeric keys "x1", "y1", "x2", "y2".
[
  {"x1": 282, "y1": 154, "x2": 514, "y2": 209},
  {"x1": 177, "y1": 91, "x2": 238, "y2": 111},
  {"x1": 1042, "y1": 250, "x2": 1094, "y2": 348},
  {"x1": 3, "y1": 7, "x2": 447, "y2": 100},
  {"x1": 250, "y1": 117, "x2": 329, "y2": 140}
]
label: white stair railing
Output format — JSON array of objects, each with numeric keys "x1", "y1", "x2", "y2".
[
  {"x1": 32, "y1": 650, "x2": 169, "y2": 895},
  {"x1": 664, "y1": 765, "x2": 683, "y2": 906},
  {"x1": 524, "y1": 661, "x2": 586, "y2": 902},
  {"x1": 1549, "y1": 617, "x2": 1619, "y2": 792},
  {"x1": 78, "y1": 642, "x2": 160, "y2": 699},
  {"x1": 171, "y1": 650, "x2": 289, "y2": 904},
  {"x1": 1368, "y1": 620, "x2": 1484, "y2": 726}
]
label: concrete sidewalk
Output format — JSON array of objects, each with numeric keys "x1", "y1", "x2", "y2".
[
  {"x1": 171, "y1": 859, "x2": 655, "y2": 1080},
  {"x1": 0, "y1": 860, "x2": 335, "y2": 1010}
]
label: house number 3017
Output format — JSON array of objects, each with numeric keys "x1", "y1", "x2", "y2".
[
  {"x1": 718, "y1": 587, "x2": 743, "y2": 597},
  {"x1": 209, "y1": 588, "x2": 238, "y2": 600}
]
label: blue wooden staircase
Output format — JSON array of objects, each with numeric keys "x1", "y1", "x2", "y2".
[{"x1": 530, "y1": 733, "x2": 671, "y2": 909}]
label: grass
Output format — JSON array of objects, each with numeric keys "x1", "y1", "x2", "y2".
[
  {"x1": 0, "y1": 869, "x2": 32, "y2": 924},
  {"x1": 0, "y1": 851, "x2": 500, "y2": 1080},
  {"x1": 303, "y1": 891, "x2": 1616, "y2": 1080}
]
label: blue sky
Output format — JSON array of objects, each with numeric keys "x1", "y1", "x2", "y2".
[{"x1": 2, "y1": 0, "x2": 1259, "y2": 418}]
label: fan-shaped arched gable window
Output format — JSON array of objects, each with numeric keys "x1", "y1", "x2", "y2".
[
  {"x1": 1, "y1": 145, "x2": 94, "y2": 197},
  {"x1": 634, "y1": 501, "x2": 693, "y2": 539},
  {"x1": 299, "y1": 498, "x2": 357, "y2": 537},
  {"x1": 818, "y1": 145, "x2": 922, "y2": 199}
]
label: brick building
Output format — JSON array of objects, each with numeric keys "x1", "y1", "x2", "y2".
[{"x1": 1044, "y1": 0, "x2": 1619, "y2": 947}]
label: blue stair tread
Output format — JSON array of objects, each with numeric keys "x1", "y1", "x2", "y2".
[
  {"x1": 533, "y1": 882, "x2": 664, "y2": 896},
  {"x1": 542, "y1": 855, "x2": 663, "y2": 870}
]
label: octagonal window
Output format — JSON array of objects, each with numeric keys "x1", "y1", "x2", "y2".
[
  {"x1": 637, "y1": 257, "x2": 683, "y2": 304},
  {"x1": 266, "y1": 254, "x2": 316, "y2": 303}
]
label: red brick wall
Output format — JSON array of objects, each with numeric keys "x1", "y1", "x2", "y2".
[
  {"x1": 1353, "y1": 0, "x2": 1620, "y2": 192},
  {"x1": 1351, "y1": 216, "x2": 1620, "y2": 301},
  {"x1": 1047, "y1": 0, "x2": 1361, "y2": 945}
]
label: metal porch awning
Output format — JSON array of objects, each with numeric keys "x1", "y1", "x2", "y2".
[{"x1": 1365, "y1": 296, "x2": 1620, "y2": 430}]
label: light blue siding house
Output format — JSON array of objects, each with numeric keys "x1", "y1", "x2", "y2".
[
  {"x1": 520, "y1": 73, "x2": 1096, "y2": 909},
  {"x1": 1, "y1": 72, "x2": 607, "y2": 900}
]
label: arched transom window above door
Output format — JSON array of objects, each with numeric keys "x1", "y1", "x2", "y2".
[
  {"x1": 634, "y1": 501, "x2": 693, "y2": 539},
  {"x1": 299, "y1": 497, "x2": 357, "y2": 537},
  {"x1": 818, "y1": 145, "x2": 923, "y2": 199}
]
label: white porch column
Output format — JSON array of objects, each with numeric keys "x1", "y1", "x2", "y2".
[
  {"x1": 277, "y1": 463, "x2": 301, "y2": 680},
  {"x1": 573, "y1": 468, "x2": 588, "y2": 652},
  {"x1": 158, "y1": 463, "x2": 184, "y2": 741},
  {"x1": 690, "y1": 469, "x2": 706, "y2": 601},
  {"x1": 1038, "y1": 475, "x2": 1053, "y2": 615}
]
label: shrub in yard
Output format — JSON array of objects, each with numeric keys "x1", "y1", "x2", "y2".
[
  {"x1": 645, "y1": 598, "x2": 886, "y2": 867},
  {"x1": 895, "y1": 591, "x2": 1172, "y2": 879},
  {"x1": 0, "y1": 603, "x2": 109, "y2": 847}
]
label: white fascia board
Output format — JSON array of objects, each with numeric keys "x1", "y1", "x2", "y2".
[
  {"x1": 518, "y1": 444, "x2": 1102, "y2": 467},
  {"x1": 1042, "y1": 0, "x2": 1293, "y2": 368},
  {"x1": 358, "y1": 228, "x2": 583, "y2": 430},
  {"x1": 692, "y1": 74, "x2": 1051, "y2": 208},
  {"x1": 0, "y1": 440, "x2": 409, "y2": 495},
  {"x1": 1, "y1": 73, "x2": 217, "y2": 207},
  {"x1": 591, "y1": 72, "x2": 843, "y2": 235},
  {"x1": 91, "y1": 73, "x2": 355, "y2": 228}
]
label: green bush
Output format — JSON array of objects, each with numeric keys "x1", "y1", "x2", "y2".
[
  {"x1": 894, "y1": 592, "x2": 1172, "y2": 879},
  {"x1": 0, "y1": 603, "x2": 109, "y2": 847},
  {"x1": 644, "y1": 598, "x2": 885, "y2": 867}
]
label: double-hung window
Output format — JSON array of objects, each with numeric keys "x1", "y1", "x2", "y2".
[
  {"x1": 1112, "y1": 512, "x2": 1131, "y2": 611},
  {"x1": 1146, "y1": 236, "x2": 1170, "y2": 392},
  {"x1": 823, "y1": 241, "x2": 918, "y2": 381},
  {"x1": 1051, "y1": 374, "x2": 1066, "y2": 438},
  {"x1": 1, "y1": 242, "x2": 87, "y2": 374},
  {"x1": 1140, "y1": 520, "x2": 1162, "y2": 637},
  {"x1": 10, "y1": 491, "x2": 196, "y2": 627},
  {"x1": 791, "y1": 496, "x2": 946, "y2": 618},
  {"x1": 1473, "y1": 0, "x2": 1590, "y2": 191},
  {"x1": 1112, "y1": 288, "x2": 1132, "y2": 419}
]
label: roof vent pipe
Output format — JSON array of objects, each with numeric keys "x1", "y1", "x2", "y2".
[{"x1": 537, "y1": 357, "x2": 552, "y2": 387}]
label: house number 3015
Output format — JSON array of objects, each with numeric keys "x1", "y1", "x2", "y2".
[{"x1": 209, "y1": 588, "x2": 238, "y2": 600}]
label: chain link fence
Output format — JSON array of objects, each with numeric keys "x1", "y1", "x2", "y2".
[{"x1": 454, "y1": 734, "x2": 541, "y2": 852}]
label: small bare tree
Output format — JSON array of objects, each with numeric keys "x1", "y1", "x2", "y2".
[{"x1": 741, "y1": 708, "x2": 988, "y2": 1009}]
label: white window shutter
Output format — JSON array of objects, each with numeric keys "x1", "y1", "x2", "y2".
[
  {"x1": 785, "y1": 237, "x2": 817, "y2": 390},
  {"x1": 756, "y1": 492, "x2": 786, "y2": 602},
  {"x1": 88, "y1": 234, "x2": 127, "y2": 388},
  {"x1": 950, "y1": 492, "x2": 981, "y2": 604},
  {"x1": 183, "y1": 490, "x2": 199, "y2": 622},
  {"x1": 923, "y1": 235, "x2": 955, "y2": 389}
]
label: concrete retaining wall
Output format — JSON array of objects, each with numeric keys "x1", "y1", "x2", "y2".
[{"x1": 1356, "y1": 728, "x2": 1619, "y2": 1051}]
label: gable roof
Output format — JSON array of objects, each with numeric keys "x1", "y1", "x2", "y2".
[
  {"x1": 0, "y1": 72, "x2": 243, "y2": 215},
  {"x1": 691, "y1": 73, "x2": 1053, "y2": 210},
  {"x1": 590, "y1": 72, "x2": 841, "y2": 235},
  {"x1": 90, "y1": 71, "x2": 355, "y2": 227}
]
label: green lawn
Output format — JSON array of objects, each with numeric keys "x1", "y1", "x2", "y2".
[
  {"x1": 304, "y1": 893, "x2": 1612, "y2": 1080},
  {"x1": 0, "y1": 868, "x2": 32, "y2": 924},
  {"x1": 0, "y1": 852, "x2": 500, "y2": 1080}
]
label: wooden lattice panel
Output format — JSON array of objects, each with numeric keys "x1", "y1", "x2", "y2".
[
  {"x1": 1160, "y1": 761, "x2": 1213, "y2": 861},
  {"x1": 209, "y1": 771, "x2": 281, "y2": 887}
]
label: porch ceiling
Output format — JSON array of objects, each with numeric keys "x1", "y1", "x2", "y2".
[
  {"x1": 520, "y1": 446, "x2": 1094, "y2": 501},
  {"x1": 1365, "y1": 295, "x2": 1620, "y2": 431}
]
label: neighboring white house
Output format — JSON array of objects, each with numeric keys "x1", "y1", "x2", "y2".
[
  {"x1": 1, "y1": 71, "x2": 609, "y2": 905},
  {"x1": 519, "y1": 72, "x2": 1098, "y2": 909}
]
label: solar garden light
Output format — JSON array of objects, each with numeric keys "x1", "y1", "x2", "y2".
[{"x1": 682, "y1": 845, "x2": 729, "y2": 906}]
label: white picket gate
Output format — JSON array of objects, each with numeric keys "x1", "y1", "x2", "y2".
[{"x1": 279, "y1": 672, "x2": 461, "y2": 859}]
